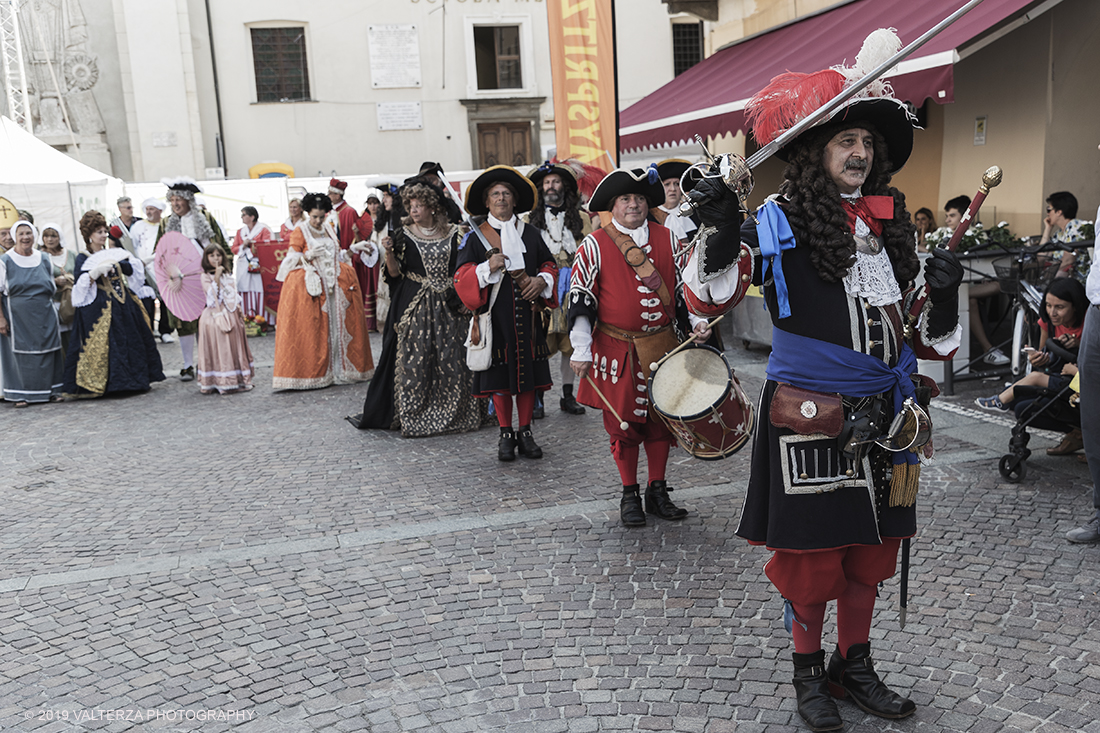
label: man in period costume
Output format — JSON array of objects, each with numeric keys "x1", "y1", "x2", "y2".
[
  {"x1": 526, "y1": 161, "x2": 592, "y2": 417},
  {"x1": 155, "y1": 178, "x2": 232, "y2": 381},
  {"x1": 130, "y1": 199, "x2": 174, "y2": 343},
  {"x1": 329, "y1": 177, "x2": 377, "y2": 328},
  {"x1": 648, "y1": 158, "x2": 699, "y2": 245},
  {"x1": 109, "y1": 196, "x2": 138, "y2": 251},
  {"x1": 680, "y1": 30, "x2": 964, "y2": 731},
  {"x1": 567, "y1": 168, "x2": 711, "y2": 527},
  {"x1": 454, "y1": 166, "x2": 558, "y2": 462}
]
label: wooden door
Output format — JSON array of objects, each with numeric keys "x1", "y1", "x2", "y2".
[{"x1": 477, "y1": 122, "x2": 531, "y2": 168}]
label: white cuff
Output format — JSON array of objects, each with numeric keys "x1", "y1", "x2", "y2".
[
  {"x1": 359, "y1": 248, "x2": 379, "y2": 268},
  {"x1": 931, "y1": 323, "x2": 963, "y2": 356},
  {"x1": 688, "y1": 312, "x2": 708, "y2": 330},
  {"x1": 569, "y1": 315, "x2": 593, "y2": 362},
  {"x1": 476, "y1": 260, "x2": 503, "y2": 288},
  {"x1": 538, "y1": 272, "x2": 554, "y2": 299},
  {"x1": 682, "y1": 248, "x2": 743, "y2": 306}
]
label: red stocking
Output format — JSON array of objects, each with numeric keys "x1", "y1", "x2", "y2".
[
  {"x1": 492, "y1": 393, "x2": 513, "y2": 428},
  {"x1": 516, "y1": 390, "x2": 535, "y2": 425},
  {"x1": 612, "y1": 444, "x2": 640, "y2": 486},
  {"x1": 790, "y1": 601, "x2": 826, "y2": 655},
  {"x1": 643, "y1": 439, "x2": 670, "y2": 484},
  {"x1": 836, "y1": 579, "x2": 876, "y2": 655}
]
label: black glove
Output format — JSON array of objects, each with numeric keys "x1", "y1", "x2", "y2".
[
  {"x1": 683, "y1": 174, "x2": 743, "y2": 230},
  {"x1": 924, "y1": 247, "x2": 964, "y2": 302},
  {"x1": 923, "y1": 247, "x2": 963, "y2": 339}
]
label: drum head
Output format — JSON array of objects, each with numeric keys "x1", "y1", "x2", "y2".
[{"x1": 649, "y1": 345, "x2": 731, "y2": 420}]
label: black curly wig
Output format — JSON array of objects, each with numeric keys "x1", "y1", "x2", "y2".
[
  {"x1": 527, "y1": 188, "x2": 585, "y2": 241},
  {"x1": 778, "y1": 124, "x2": 919, "y2": 285},
  {"x1": 302, "y1": 192, "x2": 333, "y2": 214}
]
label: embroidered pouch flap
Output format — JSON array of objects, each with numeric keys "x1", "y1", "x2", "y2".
[{"x1": 770, "y1": 383, "x2": 844, "y2": 437}]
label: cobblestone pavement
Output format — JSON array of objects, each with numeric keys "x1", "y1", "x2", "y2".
[{"x1": 1, "y1": 329, "x2": 1097, "y2": 733}]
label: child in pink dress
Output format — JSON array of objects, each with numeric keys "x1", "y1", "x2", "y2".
[{"x1": 197, "y1": 245, "x2": 254, "y2": 394}]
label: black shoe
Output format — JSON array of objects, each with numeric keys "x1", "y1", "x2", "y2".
[
  {"x1": 645, "y1": 480, "x2": 688, "y2": 520},
  {"x1": 793, "y1": 651, "x2": 844, "y2": 732},
  {"x1": 827, "y1": 644, "x2": 915, "y2": 719},
  {"x1": 345, "y1": 413, "x2": 364, "y2": 429},
  {"x1": 498, "y1": 428, "x2": 516, "y2": 462},
  {"x1": 559, "y1": 394, "x2": 586, "y2": 415},
  {"x1": 516, "y1": 426, "x2": 542, "y2": 459},
  {"x1": 179, "y1": 367, "x2": 195, "y2": 382},
  {"x1": 620, "y1": 485, "x2": 646, "y2": 527},
  {"x1": 533, "y1": 391, "x2": 545, "y2": 420}
]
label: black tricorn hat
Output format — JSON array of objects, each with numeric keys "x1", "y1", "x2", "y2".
[
  {"x1": 586, "y1": 168, "x2": 665, "y2": 212},
  {"x1": 527, "y1": 161, "x2": 578, "y2": 196},
  {"x1": 654, "y1": 158, "x2": 691, "y2": 182},
  {"x1": 464, "y1": 165, "x2": 539, "y2": 216}
]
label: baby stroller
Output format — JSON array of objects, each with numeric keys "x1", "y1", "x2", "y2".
[{"x1": 998, "y1": 338, "x2": 1080, "y2": 482}]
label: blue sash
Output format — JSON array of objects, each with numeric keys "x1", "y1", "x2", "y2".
[
  {"x1": 756, "y1": 200, "x2": 796, "y2": 319},
  {"x1": 766, "y1": 327, "x2": 919, "y2": 466}
]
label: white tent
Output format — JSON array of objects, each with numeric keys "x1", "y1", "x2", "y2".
[{"x1": 0, "y1": 115, "x2": 124, "y2": 250}]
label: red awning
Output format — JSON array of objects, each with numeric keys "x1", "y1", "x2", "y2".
[{"x1": 620, "y1": 0, "x2": 1041, "y2": 153}]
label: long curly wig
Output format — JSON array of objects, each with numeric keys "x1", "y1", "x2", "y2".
[
  {"x1": 400, "y1": 183, "x2": 450, "y2": 232},
  {"x1": 778, "y1": 124, "x2": 919, "y2": 285},
  {"x1": 527, "y1": 188, "x2": 585, "y2": 241},
  {"x1": 78, "y1": 210, "x2": 107, "y2": 247}
]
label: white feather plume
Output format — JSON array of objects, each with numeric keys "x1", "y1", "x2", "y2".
[{"x1": 833, "y1": 28, "x2": 902, "y2": 98}]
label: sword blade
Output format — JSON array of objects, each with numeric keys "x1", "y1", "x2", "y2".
[{"x1": 745, "y1": 0, "x2": 986, "y2": 170}]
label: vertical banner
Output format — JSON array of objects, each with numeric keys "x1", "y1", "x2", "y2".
[
  {"x1": 547, "y1": 0, "x2": 617, "y2": 169},
  {"x1": 255, "y1": 242, "x2": 288, "y2": 316}
]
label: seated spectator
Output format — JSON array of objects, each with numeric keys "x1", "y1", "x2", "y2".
[
  {"x1": 975, "y1": 278, "x2": 1086, "y2": 454},
  {"x1": 914, "y1": 207, "x2": 936, "y2": 252},
  {"x1": 1039, "y1": 191, "x2": 1093, "y2": 281}
]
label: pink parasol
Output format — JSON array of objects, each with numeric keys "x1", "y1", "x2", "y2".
[{"x1": 154, "y1": 231, "x2": 206, "y2": 322}]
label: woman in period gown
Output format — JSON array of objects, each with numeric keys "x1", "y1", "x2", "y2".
[
  {"x1": 272, "y1": 193, "x2": 375, "y2": 390},
  {"x1": 349, "y1": 183, "x2": 481, "y2": 437},
  {"x1": 63, "y1": 211, "x2": 165, "y2": 398},
  {"x1": 0, "y1": 221, "x2": 64, "y2": 405},
  {"x1": 232, "y1": 205, "x2": 273, "y2": 319}
]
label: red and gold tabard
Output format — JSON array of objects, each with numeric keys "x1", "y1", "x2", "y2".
[{"x1": 572, "y1": 222, "x2": 678, "y2": 424}]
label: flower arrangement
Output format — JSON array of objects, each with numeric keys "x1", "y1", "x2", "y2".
[
  {"x1": 925, "y1": 221, "x2": 1029, "y2": 253},
  {"x1": 244, "y1": 314, "x2": 266, "y2": 337}
]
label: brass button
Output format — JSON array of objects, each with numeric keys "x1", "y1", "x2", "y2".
[
  {"x1": 799, "y1": 473, "x2": 808, "y2": 480},
  {"x1": 741, "y1": 274, "x2": 751, "y2": 282},
  {"x1": 868, "y1": 340, "x2": 876, "y2": 348},
  {"x1": 845, "y1": 469, "x2": 854, "y2": 477},
  {"x1": 867, "y1": 318, "x2": 875, "y2": 327}
]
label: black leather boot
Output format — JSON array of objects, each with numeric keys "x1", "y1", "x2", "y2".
[
  {"x1": 620, "y1": 485, "x2": 646, "y2": 527},
  {"x1": 793, "y1": 650, "x2": 844, "y2": 732},
  {"x1": 645, "y1": 480, "x2": 688, "y2": 520},
  {"x1": 532, "y1": 391, "x2": 545, "y2": 420},
  {"x1": 559, "y1": 383, "x2": 586, "y2": 415},
  {"x1": 498, "y1": 427, "x2": 516, "y2": 462},
  {"x1": 827, "y1": 644, "x2": 915, "y2": 719},
  {"x1": 516, "y1": 425, "x2": 543, "y2": 459}
]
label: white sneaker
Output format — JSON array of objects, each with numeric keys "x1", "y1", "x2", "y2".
[
  {"x1": 983, "y1": 348, "x2": 1009, "y2": 366},
  {"x1": 160, "y1": 333, "x2": 176, "y2": 344}
]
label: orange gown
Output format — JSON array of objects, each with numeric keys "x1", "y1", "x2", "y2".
[{"x1": 272, "y1": 222, "x2": 373, "y2": 390}]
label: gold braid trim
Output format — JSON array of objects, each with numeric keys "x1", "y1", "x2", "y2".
[
  {"x1": 76, "y1": 301, "x2": 112, "y2": 395},
  {"x1": 888, "y1": 459, "x2": 920, "y2": 507}
]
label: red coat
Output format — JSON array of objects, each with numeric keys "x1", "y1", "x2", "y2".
[
  {"x1": 572, "y1": 222, "x2": 678, "y2": 424},
  {"x1": 332, "y1": 200, "x2": 360, "y2": 250}
]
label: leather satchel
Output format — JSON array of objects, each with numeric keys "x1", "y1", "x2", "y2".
[{"x1": 770, "y1": 383, "x2": 844, "y2": 437}]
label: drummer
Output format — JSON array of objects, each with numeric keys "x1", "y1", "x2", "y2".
[{"x1": 567, "y1": 168, "x2": 711, "y2": 527}]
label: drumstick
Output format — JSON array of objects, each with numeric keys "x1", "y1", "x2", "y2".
[
  {"x1": 649, "y1": 313, "x2": 727, "y2": 373},
  {"x1": 585, "y1": 375, "x2": 629, "y2": 431}
]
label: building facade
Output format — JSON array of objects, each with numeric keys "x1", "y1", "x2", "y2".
[{"x1": 2, "y1": 0, "x2": 702, "y2": 183}]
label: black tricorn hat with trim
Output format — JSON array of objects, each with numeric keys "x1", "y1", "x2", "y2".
[
  {"x1": 464, "y1": 165, "x2": 539, "y2": 216},
  {"x1": 527, "y1": 161, "x2": 578, "y2": 196},
  {"x1": 586, "y1": 168, "x2": 665, "y2": 212},
  {"x1": 654, "y1": 159, "x2": 692, "y2": 182}
]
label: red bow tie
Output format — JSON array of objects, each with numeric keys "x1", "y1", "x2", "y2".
[{"x1": 844, "y1": 196, "x2": 894, "y2": 237}]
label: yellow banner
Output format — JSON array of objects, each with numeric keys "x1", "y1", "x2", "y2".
[{"x1": 547, "y1": 0, "x2": 617, "y2": 168}]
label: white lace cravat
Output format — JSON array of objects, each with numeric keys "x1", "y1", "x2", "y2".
[
  {"x1": 841, "y1": 190, "x2": 901, "y2": 306},
  {"x1": 488, "y1": 213, "x2": 526, "y2": 268}
]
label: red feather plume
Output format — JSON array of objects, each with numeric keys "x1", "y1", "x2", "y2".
[
  {"x1": 746, "y1": 69, "x2": 846, "y2": 146},
  {"x1": 552, "y1": 157, "x2": 608, "y2": 205}
]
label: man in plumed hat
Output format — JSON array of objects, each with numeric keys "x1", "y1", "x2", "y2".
[
  {"x1": 648, "y1": 158, "x2": 699, "y2": 245},
  {"x1": 681, "y1": 30, "x2": 964, "y2": 730},
  {"x1": 526, "y1": 161, "x2": 593, "y2": 417},
  {"x1": 567, "y1": 167, "x2": 711, "y2": 527},
  {"x1": 454, "y1": 165, "x2": 558, "y2": 462},
  {"x1": 155, "y1": 177, "x2": 232, "y2": 381}
]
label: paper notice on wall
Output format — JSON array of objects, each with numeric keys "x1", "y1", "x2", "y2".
[
  {"x1": 377, "y1": 102, "x2": 423, "y2": 131},
  {"x1": 369, "y1": 24, "x2": 422, "y2": 89}
]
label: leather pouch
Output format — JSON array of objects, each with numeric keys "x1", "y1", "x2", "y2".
[{"x1": 770, "y1": 383, "x2": 844, "y2": 437}]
